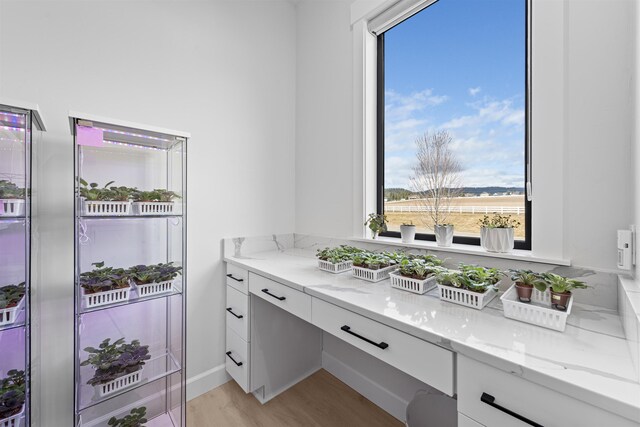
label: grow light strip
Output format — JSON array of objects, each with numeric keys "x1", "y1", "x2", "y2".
[
  {"x1": 0, "y1": 125, "x2": 24, "y2": 132},
  {"x1": 92, "y1": 126, "x2": 174, "y2": 143},
  {"x1": 102, "y1": 139, "x2": 165, "y2": 151}
]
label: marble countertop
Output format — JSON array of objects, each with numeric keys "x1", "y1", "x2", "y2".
[{"x1": 225, "y1": 248, "x2": 640, "y2": 423}]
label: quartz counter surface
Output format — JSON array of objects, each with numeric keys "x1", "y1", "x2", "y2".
[{"x1": 225, "y1": 248, "x2": 640, "y2": 423}]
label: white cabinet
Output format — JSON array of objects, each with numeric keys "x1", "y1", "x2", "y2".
[
  {"x1": 312, "y1": 298, "x2": 455, "y2": 396},
  {"x1": 226, "y1": 263, "x2": 249, "y2": 294},
  {"x1": 225, "y1": 326, "x2": 250, "y2": 392},
  {"x1": 458, "y1": 355, "x2": 638, "y2": 427},
  {"x1": 226, "y1": 286, "x2": 249, "y2": 341},
  {"x1": 249, "y1": 273, "x2": 312, "y2": 322},
  {"x1": 458, "y1": 413, "x2": 484, "y2": 427},
  {"x1": 225, "y1": 264, "x2": 251, "y2": 393}
]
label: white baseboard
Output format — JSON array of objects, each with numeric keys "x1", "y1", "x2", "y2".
[
  {"x1": 187, "y1": 364, "x2": 230, "y2": 401},
  {"x1": 322, "y1": 351, "x2": 408, "y2": 422}
]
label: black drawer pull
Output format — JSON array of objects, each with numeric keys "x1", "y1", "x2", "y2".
[
  {"x1": 341, "y1": 325, "x2": 388, "y2": 350},
  {"x1": 227, "y1": 273, "x2": 244, "y2": 282},
  {"x1": 261, "y1": 288, "x2": 286, "y2": 301},
  {"x1": 481, "y1": 393, "x2": 543, "y2": 427},
  {"x1": 226, "y1": 307, "x2": 243, "y2": 319},
  {"x1": 226, "y1": 351, "x2": 243, "y2": 367}
]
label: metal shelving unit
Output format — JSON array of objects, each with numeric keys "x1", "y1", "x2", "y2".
[
  {"x1": 70, "y1": 113, "x2": 188, "y2": 427},
  {"x1": 0, "y1": 100, "x2": 46, "y2": 427}
]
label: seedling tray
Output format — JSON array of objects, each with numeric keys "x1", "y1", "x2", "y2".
[
  {"x1": 436, "y1": 283, "x2": 498, "y2": 310},
  {"x1": 82, "y1": 284, "x2": 131, "y2": 309},
  {"x1": 82, "y1": 200, "x2": 131, "y2": 216},
  {"x1": 501, "y1": 284, "x2": 572, "y2": 332},
  {"x1": 97, "y1": 367, "x2": 143, "y2": 397},
  {"x1": 0, "y1": 404, "x2": 24, "y2": 427},
  {"x1": 132, "y1": 201, "x2": 175, "y2": 216},
  {"x1": 135, "y1": 280, "x2": 174, "y2": 297},
  {"x1": 318, "y1": 260, "x2": 353, "y2": 274},
  {"x1": 0, "y1": 296, "x2": 25, "y2": 327},
  {"x1": 389, "y1": 272, "x2": 437, "y2": 295},
  {"x1": 0, "y1": 199, "x2": 25, "y2": 217},
  {"x1": 352, "y1": 264, "x2": 397, "y2": 283}
]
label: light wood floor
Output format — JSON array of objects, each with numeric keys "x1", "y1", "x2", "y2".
[{"x1": 187, "y1": 369, "x2": 403, "y2": 427}]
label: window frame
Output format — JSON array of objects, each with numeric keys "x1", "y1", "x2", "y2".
[{"x1": 376, "y1": 0, "x2": 532, "y2": 250}]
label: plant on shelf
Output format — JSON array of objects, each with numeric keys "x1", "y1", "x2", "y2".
[
  {"x1": 436, "y1": 264, "x2": 503, "y2": 294},
  {"x1": 538, "y1": 272, "x2": 588, "y2": 311},
  {"x1": 509, "y1": 269, "x2": 547, "y2": 303},
  {"x1": 81, "y1": 338, "x2": 151, "y2": 387},
  {"x1": 131, "y1": 189, "x2": 181, "y2": 203},
  {"x1": 108, "y1": 407, "x2": 148, "y2": 427},
  {"x1": 0, "y1": 370, "x2": 25, "y2": 422},
  {"x1": 79, "y1": 262, "x2": 131, "y2": 294},
  {"x1": 315, "y1": 246, "x2": 363, "y2": 265},
  {"x1": 0, "y1": 283, "x2": 26, "y2": 310},
  {"x1": 478, "y1": 213, "x2": 521, "y2": 253},
  {"x1": 364, "y1": 213, "x2": 387, "y2": 239},
  {"x1": 79, "y1": 179, "x2": 134, "y2": 202},
  {"x1": 0, "y1": 180, "x2": 25, "y2": 199},
  {"x1": 397, "y1": 258, "x2": 443, "y2": 281},
  {"x1": 128, "y1": 263, "x2": 182, "y2": 285},
  {"x1": 354, "y1": 252, "x2": 396, "y2": 271}
]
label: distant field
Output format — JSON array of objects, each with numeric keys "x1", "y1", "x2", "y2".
[{"x1": 385, "y1": 195, "x2": 525, "y2": 238}]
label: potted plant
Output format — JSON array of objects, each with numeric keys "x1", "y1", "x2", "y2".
[
  {"x1": 400, "y1": 222, "x2": 416, "y2": 243},
  {"x1": 410, "y1": 131, "x2": 462, "y2": 247},
  {"x1": 128, "y1": 262, "x2": 182, "y2": 297},
  {"x1": 509, "y1": 269, "x2": 546, "y2": 303},
  {"x1": 0, "y1": 283, "x2": 26, "y2": 327},
  {"x1": 131, "y1": 189, "x2": 181, "y2": 215},
  {"x1": 390, "y1": 255, "x2": 444, "y2": 294},
  {"x1": 435, "y1": 264, "x2": 504, "y2": 309},
  {"x1": 539, "y1": 273, "x2": 588, "y2": 311},
  {"x1": 108, "y1": 407, "x2": 148, "y2": 427},
  {"x1": 478, "y1": 213, "x2": 521, "y2": 253},
  {"x1": 0, "y1": 180, "x2": 25, "y2": 217},
  {"x1": 79, "y1": 179, "x2": 134, "y2": 216},
  {"x1": 81, "y1": 338, "x2": 151, "y2": 397},
  {"x1": 0, "y1": 370, "x2": 25, "y2": 426},
  {"x1": 364, "y1": 213, "x2": 387, "y2": 239},
  {"x1": 352, "y1": 251, "x2": 397, "y2": 282},
  {"x1": 80, "y1": 262, "x2": 132, "y2": 308},
  {"x1": 316, "y1": 246, "x2": 363, "y2": 273}
]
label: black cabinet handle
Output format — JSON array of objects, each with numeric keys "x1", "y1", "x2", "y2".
[
  {"x1": 481, "y1": 393, "x2": 543, "y2": 427},
  {"x1": 341, "y1": 325, "x2": 388, "y2": 350},
  {"x1": 261, "y1": 288, "x2": 286, "y2": 301},
  {"x1": 226, "y1": 351, "x2": 243, "y2": 367},
  {"x1": 226, "y1": 307, "x2": 243, "y2": 319},
  {"x1": 227, "y1": 273, "x2": 244, "y2": 282}
]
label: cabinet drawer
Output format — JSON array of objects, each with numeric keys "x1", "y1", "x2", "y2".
[
  {"x1": 226, "y1": 286, "x2": 249, "y2": 341},
  {"x1": 225, "y1": 327, "x2": 250, "y2": 393},
  {"x1": 458, "y1": 355, "x2": 638, "y2": 427},
  {"x1": 312, "y1": 298, "x2": 454, "y2": 396},
  {"x1": 249, "y1": 273, "x2": 311, "y2": 322},
  {"x1": 458, "y1": 413, "x2": 484, "y2": 427},
  {"x1": 226, "y1": 263, "x2": 248, "y2": 294}
]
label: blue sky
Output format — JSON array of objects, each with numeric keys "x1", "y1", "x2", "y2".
[{"x1": 384, "y1": 0, "x2": 525, "y2": 189}]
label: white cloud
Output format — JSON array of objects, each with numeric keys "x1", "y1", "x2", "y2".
[{"x1": 469, "y1": 87, "x2": 481, "y2": 96}]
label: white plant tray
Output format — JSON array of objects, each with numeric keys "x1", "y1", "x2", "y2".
[
  {"x1": 436, "y1": 283, "x2": 498, "y2": 310},
  {"x1": 0, "y1": 199, "x2": 25, "y2": 217},
  {"x1": 0, "y1": 296, "x2": 25, "y2": 327},
  {"x1": 97, "y1": 367, "x2": 143, "y2": 397},
  {"x1": 389, "y1": 272, "x2": 437, "y2": 295},
  {"x1": 132, "y1": 201, "x2": 175, "y2": 216},
  {"x1": 352, "y1": 264, "x2": 397, "y2": 283},
  {"x1": 135, "y1": 279, "x2": 174, "y2": 297},
  {"x1": 501, "y1": 284, "x2": 572, "y2": 332},
  {"x1": 82, "y1": 200, "x2": 131, "y2": 216},
  {"x1": 82, "y1": 284, "x2": 131, "y2": 309},
  {"x1": 0, "y1": 404, "x2": 24, "y2": 427},
  {"x1": 318, "y1": 259, "x2": 353, "y2": 274}
]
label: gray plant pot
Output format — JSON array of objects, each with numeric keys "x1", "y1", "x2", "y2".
[
  {"x1": 400, "y1": 225, "x2": 416, "y2": 243},
  {"x1": 434, "y1": 224, "x2": 454, "y2": 247},
  {"x1": 480, "y1": 227, "x2": 514, "y2": 253}
]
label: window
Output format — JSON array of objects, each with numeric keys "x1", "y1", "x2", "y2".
[{"x1": 377, "y1": 0, "x2": 531, "y2": 249}]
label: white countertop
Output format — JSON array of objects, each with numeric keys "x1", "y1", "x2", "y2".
[{"x1": 225, "y1": 248, "x2": 640, "y2": 423}]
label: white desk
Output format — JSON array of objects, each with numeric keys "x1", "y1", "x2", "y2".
[{"x1": 224, "y1": 248, "x2": 640, "y2": 426}]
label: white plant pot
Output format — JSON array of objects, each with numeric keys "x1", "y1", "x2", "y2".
[
  {"x1": 96, "y1": 367, "x2": 144, "y2": 397},
  {"x1": 0, "y1": 295, "x2": 25, "y2": 327},
  {"x1": 0, "y1": 199, "x2": 25, "y2": 217},
  {"x1": 480, "y1": 227, "x2": 514, "y2": 253},
  {"x1": 400, "y1": 225, "x2": 416, "y2": 243},
  {"x1": 434, "y1": 225, "x2": 454, "y2": 247},
  {"x1": 0, "y1": 404, "x2": 24, "y2": 427},
  {"x1": 81, "y1": 284, "x2": 131, "y2": 309},
  {"x1": 132, "y1": 201, "x2": 175, "y2": 216}
]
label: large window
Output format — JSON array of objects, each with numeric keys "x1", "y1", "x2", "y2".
[{"x1": 378, "y1": 0, "x2": 531, "y2": 249}]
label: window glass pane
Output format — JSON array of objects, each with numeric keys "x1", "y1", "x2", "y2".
[{"x1": 383, "y1": 0, "x2": 526, "y2": 240}]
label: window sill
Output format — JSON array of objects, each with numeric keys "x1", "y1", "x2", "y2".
[{"x1": 349, "y1": 236, "x2": 571, "y2": 266}]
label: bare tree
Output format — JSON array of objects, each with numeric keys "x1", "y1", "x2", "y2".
[{"x1": 410, "y1": 130, "x2": 463, "y2": 228}]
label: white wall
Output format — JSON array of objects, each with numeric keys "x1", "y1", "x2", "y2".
[
  {"x1": 295, "y1": 0, "x2": 637, "y2": 272},
  {"x1": 0, "y1": 1, "x2": 296, "y2": 425}
]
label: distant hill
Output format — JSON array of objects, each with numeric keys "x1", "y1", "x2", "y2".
[{"x1": 385, "y1": 187, "x2": 524, "y2": 201}]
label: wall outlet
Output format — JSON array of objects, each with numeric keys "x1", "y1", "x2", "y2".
[{"x1": 617, "y1": 229, "x2": 633, "y2": 270}]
